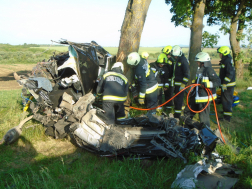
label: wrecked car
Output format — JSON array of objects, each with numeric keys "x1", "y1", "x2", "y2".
[{"x1": 4, "y1": 40, "x2": 219, "y2": 163}]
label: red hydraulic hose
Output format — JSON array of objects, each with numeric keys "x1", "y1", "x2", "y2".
[{"x1": 129, "y1": 84, "x2": 226, "y2": 144}]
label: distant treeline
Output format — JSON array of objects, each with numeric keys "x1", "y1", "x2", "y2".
[{"x1": 0, "y1": 44, "x2": 59, "y2": 64}]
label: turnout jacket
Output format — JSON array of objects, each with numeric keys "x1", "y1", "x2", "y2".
[
  {"x1": 166, "y1": 57, "x2": 175, "y2": 86},
  {"x1": 219, "y1": 54, "x2": 236, "y2": 87},
  {"x1": 134, "y1": 58, "x2": 158, "y2": 99},
  {"x1": 149, "y1": 62, "x2": 169, "y2": 88},
  {"x1": 192, "y1": 65, "x2": 221, "y2": 103},
  {"x1": 97, "y1": 68, "x2": 128, "y2": 103},
  {"x1": 171, "y1": 54, "x2": 190, "y2": 87}
]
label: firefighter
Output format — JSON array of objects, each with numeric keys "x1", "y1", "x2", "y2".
[
  {"x1": 127, "y1": 52, "x2": 158, "y2": 114},
  {"x1": 184, "y1": 52, "x2": 221, "y2": 126},
  {"x1": 162, "y1": 45, "x2": 175, "y2": 112},
  {"x1": 141, "y1": 52, "x2": 149, "y2": 60},
  {"x1": 170, "y1": 45, "x2": 190, "y2": 118},
  {"x1": 149, "y1": 53, "x2": 169, "y2": 111},
  {"x1": 96, "y1": 62, "x2": 128, "y2": 125},
  {"x1": 217, "y1": 46, "x2": 236, "y2": 122}
]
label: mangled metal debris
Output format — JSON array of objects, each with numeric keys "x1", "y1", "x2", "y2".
[
  {"x1": 171, "y1": 155, "x2": 242, "y2": 189},
  {"x1": 5, "y1": 40, "x2": 221, "y2": 162}
]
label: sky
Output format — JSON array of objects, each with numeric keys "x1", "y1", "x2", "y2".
[{"x1": 0, "y1": 0, "x2": 234, "y2": 47}]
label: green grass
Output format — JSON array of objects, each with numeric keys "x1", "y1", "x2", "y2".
[
  {"x1": 0, "y1": 74, "x2": 252, "y2": 188},
  {"x1": 0, "y1": 44, "x2": 252, "y2": 188},
  {"x1": 0, "y1": 44, "x2": 60, "y2": 64}
]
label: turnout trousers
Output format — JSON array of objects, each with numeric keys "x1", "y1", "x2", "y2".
[
  {"x1": 102, "y1": 102, "x2": 125, "y2": 125},
  {"x1": 184, "y1": 94, "x2": 211, "y2": 127},
  {"x1": 157, "y1": 87, "x2": 163, "y2": 110},
  {"x1": 221, "y1": 86, "x2": 234, "y2": 122},
  {"x1": 146, "y1": 89, "x2": 158, "y2": 113},
  {"x1": 164, "y1": 86, "x2": 174, "y2": 110},
  {"x1": 174, "y1": 86, "x2": 185, "y2": 118}
]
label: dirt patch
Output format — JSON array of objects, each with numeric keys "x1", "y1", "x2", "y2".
[{"x1": 0, "y1": 64, "x2": 36, "y2": 90}]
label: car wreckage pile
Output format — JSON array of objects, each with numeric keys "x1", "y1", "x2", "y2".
[{"x1": 6, "y1": 40, "x2": 220, "y2": 163}]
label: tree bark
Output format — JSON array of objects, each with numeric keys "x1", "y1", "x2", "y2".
[
  {"x1": 116, "y1": 0, "x2": 152, "y2": 84},
  {"x1": 188, "y1": 0, "x2": 205, "y2": 84},
  {"x1": 229, "y1": 1, "x2": 245, "y2": 79}
]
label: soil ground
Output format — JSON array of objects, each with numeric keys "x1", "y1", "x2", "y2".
[
  {"x1": 0, "y1": 60, "x2": 221, "y2": 90},
  {"x1": 0, "y1": 64, "x2": 36, "y2": 90}
]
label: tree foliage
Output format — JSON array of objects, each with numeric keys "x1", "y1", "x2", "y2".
[
  {"x1": 205, "y1": 0, "x2": 252, "y2": 78},
  {"x1": 165, "y1": 0, "x2": 207, "y2": 83},
  {"x1": 202, "y1": 31, "x2": 220, "y2": 50}
]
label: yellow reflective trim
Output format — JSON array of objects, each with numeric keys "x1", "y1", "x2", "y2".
[
  {"x1": 103, "y1": 72, "x2": 128, "y2": 84},
  {"x1": 183, "y1": 77, "x2": 189, "y2": 82},
  {"x1": 175, "y1": 82, "x2": 182, "y2": 86},
  {"x1": 227, "y1": 82, "x2": 236, "y2": 87},
  {"x1": 166, "y1": 60, "x2": 172, "y2": 65},
  {"x1": 224, "y1": 77, "x2": 231, "y2": 82},
  {"x1": 117, "y1": 116, "x2": 126, "y2": 120},
  {"x1": 174, "y1": 110, "x2": 182, "y2": 113},
  {"x1": 146, "y1": 64, "x2": 151, "y2": 77},
  {"x1": 234, "y1": 100, "x2": 239, "y2": 103},
  {"x1": 146, "y1": 83, "x2": 158, "y2": 94},
  {"x1": 195, "y1": 95, "x2": 217, "y2": 103},
  {"x1": 224, "y1": 112, "x2": 232, "y2": 116},
  {"x1": 103, "y1": 96, "x2": 127, "y2": 101},
  {"x1": 139, "y1": 92, "x2": 145, "y2": 98}
]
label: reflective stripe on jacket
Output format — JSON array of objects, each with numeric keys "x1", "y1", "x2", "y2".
[
  {"x1": 96, "y1": 70, "x2": 129, "y2": 103},
  {"x1": 173, "y1": 54, "x2": 190, "y2": 86},
  {"x1": 134, "y1": 58, "x2": 158, "y2": 98},
  {"x1": 219, "y1": 54, "x2": 236, "y2": 87},
  {"x1": 194, "y1": 66, "x2": 221, "y2": 103}
]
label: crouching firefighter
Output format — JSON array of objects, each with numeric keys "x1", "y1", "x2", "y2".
[
  {"x1": 97, "y1": 62, "x2": 129, "y2": 125},
  {"x1": 149, "y1": 53, "x2": 169, "y2": 111},
  {"x1": 184, "y1": 52, "x2": 221, "y2": 127},
  {"x1": 127, "y1": 52, "x2": 158, "y2": 114},
  {"x1": 217, "y1": 46, "x2": 236, "y2": 122}
]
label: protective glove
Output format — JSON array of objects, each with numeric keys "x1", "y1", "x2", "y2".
[
  {"x1": 179, "y1": 83, "x2": 186, "y2": 91},
  {"x1": 138, "y1": 98, "x2": 145, "y2": 105},
  {"x1": 222, "y1": 84, "x2": 227, "y2": 92}
]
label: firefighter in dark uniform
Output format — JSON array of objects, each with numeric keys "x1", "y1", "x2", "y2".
[
  {"x1": 171, "y1": 45, "x2": 190, "y2": 118},
  {"x1": 162, "y1": 45, "x2": 175, "y2": 112},
  {"x1": 184, "y1": 52, "x2": 221, "y2": 126},
  {"x1": 97, "y1": 62, "x2": 128, "y2": 125},
  {"x1": 217, "y1": 46, "x2": 236, "y2": 122},
  {"x1": 149, "y1": 53, "x2": 169, "y2": 111},
  {"x1": 127, "y1": 52, "x2": 158, "y2": 114}
]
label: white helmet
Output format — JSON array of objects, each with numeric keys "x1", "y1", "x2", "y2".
[
  {"x1": 195, "y1": 52, "x2": 211, "y2": 67},
  {"x1": 127, "y1": 52, "x2": 141, "y2": 66},
  {"x1": 195, "y1": 52, "x2": 210, "y2": 62},
  {"x1": 171, "y1": 45, "x2": 182, "y2": 56},
  {"x1": 111, "y1": 62, "x2": 124, "y2": 72}
]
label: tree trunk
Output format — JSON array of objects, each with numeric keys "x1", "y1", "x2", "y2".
[
  {"x1": 229, "y1": 1, "x2": 245, "y2": 79},
  {"x1": 116, "y1": 0, "x2": 152, "y2": 84},
  {"x1": 188, "y1": 0, "x2": 205, "y2": 84},
  {"x1": 117, "y1": 0, "x2": 151, "y2": 112}
]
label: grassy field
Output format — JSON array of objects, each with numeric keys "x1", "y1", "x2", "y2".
[
  {"x1": 0, "y1": 70, "x2": 252, "y2": 188},
  {"x1": 0, "y1": 44, "x2": 252, "y2": 188}
]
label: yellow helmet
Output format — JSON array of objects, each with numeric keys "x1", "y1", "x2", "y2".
[
  {"x1": 162, "y1": 45, "x2": 172, "y2": 55},
  {"x1": 217, "y1": 46, "x2": 231, "y2": 56},
  {"x1": 141, "y1": 52, "x2": 149, "y2": 59},
  {"x1": 157, "y1": 53, "x2": 168, "y2": 63}
]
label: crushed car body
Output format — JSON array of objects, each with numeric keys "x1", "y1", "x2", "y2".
[{"x1": 9, "y1": 40, "x2": 220, "y2": 162}]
